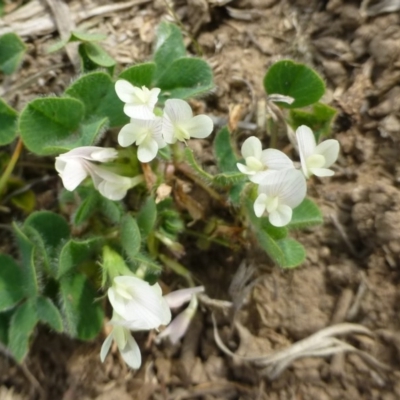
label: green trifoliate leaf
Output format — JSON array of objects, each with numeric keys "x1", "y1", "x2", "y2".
[
  {"x1": 0, "y1": 311, "x2": 11, "y2": 345},
  {"x1": 275, "y1": 238, "x2": 306, "y2": 268},
  {"x1": 36, "y1": 296, "x2": 63, "y2": 332},
  {"x1": 246, "y1": 199, "x2": 305, "y2": 268},
  {"x1": 264, "y1": 60, "x2": 325, "y2": 109},
  {"x1": 70, "y1": 30, "x2": 107, "y2": 42},
  {"x1": 24, "y1": 211, "x2": 70, "y2": 251},
  {"x1": 78, "y1": 42, "x2": 116, "y2": 74},
  {"x1": 0, "y1": 254, "x2": 25, "y2": 311},
  {"x1": 48, "y1": 30, "x2": 108, "y2": 53},
  {"x1": 119, "y1": 63, "x2": 156, "y2": 87},
  {"x1": 98, "y1": 195, "x2": 124, "y2": 224},
  {"x1": 153, "y1": 22, "x2": 186, "y2": 79},
  {"x1": 137, "y1": 196, "x2": 157, "y2": 238},
  {"x1": 13, "y1": 223, "x2": 38, "y2": 298},
  {"x1": 259, "y1": 217, "x2": 288, "y2": 240},
  {"x1": 213, "y1": 126, "x2": 238, "y2": 173},
  {"x1": 0, "y1": 98, "x2": 18, "y2": 145},
  {"x1": 59, "y1": 274, "x2": 103, "y2": 340},
  {"x1": 23, "y1": 211, "x2": 70, "y2": 276},
  {"x1": 155, "y1": 58, "x2": 213, "y2": 101},
  {"x1": 0, "y1": 32, "x2": 26, "y2": 74},
  {"x1": 65, "y1": 71, "x2": 126, "y2": 127},
  {"x1": 229, "y1": 182, "x2": 246, "y2": 207},
  {"x1": 73, "y1": 189, "x2": 99, "y2": 225},
  {"x1": 57, "y1": 237, "x2": 102, "y2": 279},
  {"x1": 120, "y1": 215, "x2": 141, "y2": 260},
  {"x1": 289, "y1": 102, "x2": 337, "y2": 141},
  {"x1": 19, "y1": 97, "x2": 84, "y2": 155},
  {"x1": 288, "y1": 198, "x2": 323, "y2": 230},
  {"x1": 8, "y1": 300, "x2": 38, "y2": 362}
]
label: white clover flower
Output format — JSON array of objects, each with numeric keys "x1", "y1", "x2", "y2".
[
  {"x1": 254, "y1": 169, "x2": 306, "y2": 227},
  {"x1": 118, "y1": 117, "x2": 166, "y2": 163},
  {"x1": 236, "y1": 136, "x2": 294, "y2": 184},
  {"x1": 55, "y1": 146, "x2": 142, "y2": 201},
  {"x1": 162, "y1": 99, "x2": 213, "y2": 144},
  {"x1": 108, "y1": 275, "x2": 171, "y2": 331},
  {"x1": 157, "y1": 286, "x2": 204, "y2": 344},
  {"x1": 100, "y1": 314, "x2": 141, "y2": 369},
  {"x1": 296, "y1": 125, "x2": 340, "y2": 178},
  {"x1": 115, "y1": 80, "x2": 160, "y2": 119}
]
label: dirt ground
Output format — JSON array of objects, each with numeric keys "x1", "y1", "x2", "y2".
[{"x1": 2, "y1": 0, "x2": 400, "y2": 399}]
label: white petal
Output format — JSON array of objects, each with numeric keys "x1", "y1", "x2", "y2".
[
  {"x1": 277, "y1": 169, "x2": 307, "y2": 208},
  {"x1": 241, "y1": 137, "x2": 262, "y2": 160},
  {"x1": 110, "y1": 276, "x2": 171, "y2": 330},
  {"x1": 58, "y1": 146, "x2": 106, "y2": 160},
  {"x1": 261, "y1": 149, "x2": 294, "y2": 171},
  {"x1": 314, "y1": 139, "x2": 339, "y2": 168},
  {"x1": 296, "y1": 125, "x2": 316, "y2": 177},
  {"x1": 164, "y1": 99, "x2": 193, "y2": 124},
  {"x1": 259, "y1": 169, "x2": 306, "y2": 209},
  {"x1": 120, "y1": 333, "x2": 141, "y2": 369},
  {"x1": 90, "y1": 148, "x2": 118, "y2": 162},
  {"x1": 60, "y1": 160, "x2": 88, "y2": 191},
  {"x1": 310, "y1": 167, "x2": 335, "y2": 177},
  {"x1": 98, "y1": 180, "x2": 129, "y2": 201},
  {"x1": 147, "y1": 88, "x2": 161, "y2": 109},
  {"x1": 182, "y1": 115, "x2": 213, "y2": 139},
  {"x1": 100, "y1": 333, "x2": 113, "y2": 363},
  {"x1": 157, "y1": 309, "x2": 192, "y2": 345},
  {"x1": 269, "y1": 205, "x2": 292, "y2": 227},
  {"x1": 55, "y1": 157, "x2": 66, "y2": 173},
  {"x1": 161, "y1": 114, "x2": 176, "y2": 144},
  {"x1": 254, "y1": 193, "x2": 268, "y2": 217},
  {"x1": 237, "y1": 162, "x2": 253, "y2": 175},
  {"x1": 115, "y1": 80, "x2": 136, "y2": 103},
  {"x1": 164, "y1": 286, "x2": 205, "y2": 309},
  {"x1": 124, "y1": 104, "x2": 155, "y2": 120},
  {"x1": 118, "y1": 123, "x2": 138, "y2": 147},
  {"x1": 137, "y1": 139, "x2": 159, "y2": 163},
  {"x1": 249, "y1": 170, "x2": 279, "y2": 184}
]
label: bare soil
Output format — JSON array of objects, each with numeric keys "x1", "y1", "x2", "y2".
[{"x1": 2, "y1": 0, "x2": 400, "y2": 399}]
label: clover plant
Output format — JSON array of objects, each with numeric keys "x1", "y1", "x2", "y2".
[{"x1": 0, "y1": 22, "x2": 339, "y2": 367}]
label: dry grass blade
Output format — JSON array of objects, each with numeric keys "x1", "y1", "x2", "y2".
[
  {"x1": 361, "y1": 0, "x2": 400, "y2": 16},
  {"x1": 212, "y1": 315, "x2": 389, "y2": 379},
  {"x1": 0, "y1": 0, "x2": 151, "y2": 37}
]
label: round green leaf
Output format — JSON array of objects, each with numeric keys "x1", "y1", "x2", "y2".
[
  {"x1": 0, "y1": 254, "x2": 25, "y2": 312},
  {"x1": 71, "y1": 30, "x2": 107, "y2": 43},
  {"x1": 65, "y1": 71, "x2": 126, "y2": 127},
  {"x1": 120, "y1": 215, "x2": 141, "y2": 259},
  {"x1": 81, "y1": 42, "x2": 115, "y2": 68},
  {"x1": 59, "y1": 274, "x2": 103, "y2": 340},
  {"x1": 264, "y1": 60, "x2": 325, "y2": 109},
  {"x1": 36, "y1": 296, "x2": 63, "y2": 332},
  {"x1": 119, "y1": 63, "x2": 156, "y2": 88},
  {"x1": 19, "y1": 97, "x2": 84, "y2": 155},
  {"x1": 0, "y1": 98, "x2": 18, "y2": 145},
  {"x1": 0, "y1": 32, "x2": 26, "y2": 75},
  {"x1": 154, "y1": 22, "x2": 186, "y2": 80},
  {"x1": 155, "y1": 58, "x2": 213, "y2": 101},
  {"x1": 8, "y1": 300, "x2": 38, "y2": 362}
]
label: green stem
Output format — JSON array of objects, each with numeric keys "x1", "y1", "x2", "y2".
[
  {"x1": 0, "y1": 138, "x2": 23, "y2": 198},
  {"x1": 158, "y1": 253, "x2": 194, "y2": 286}
]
